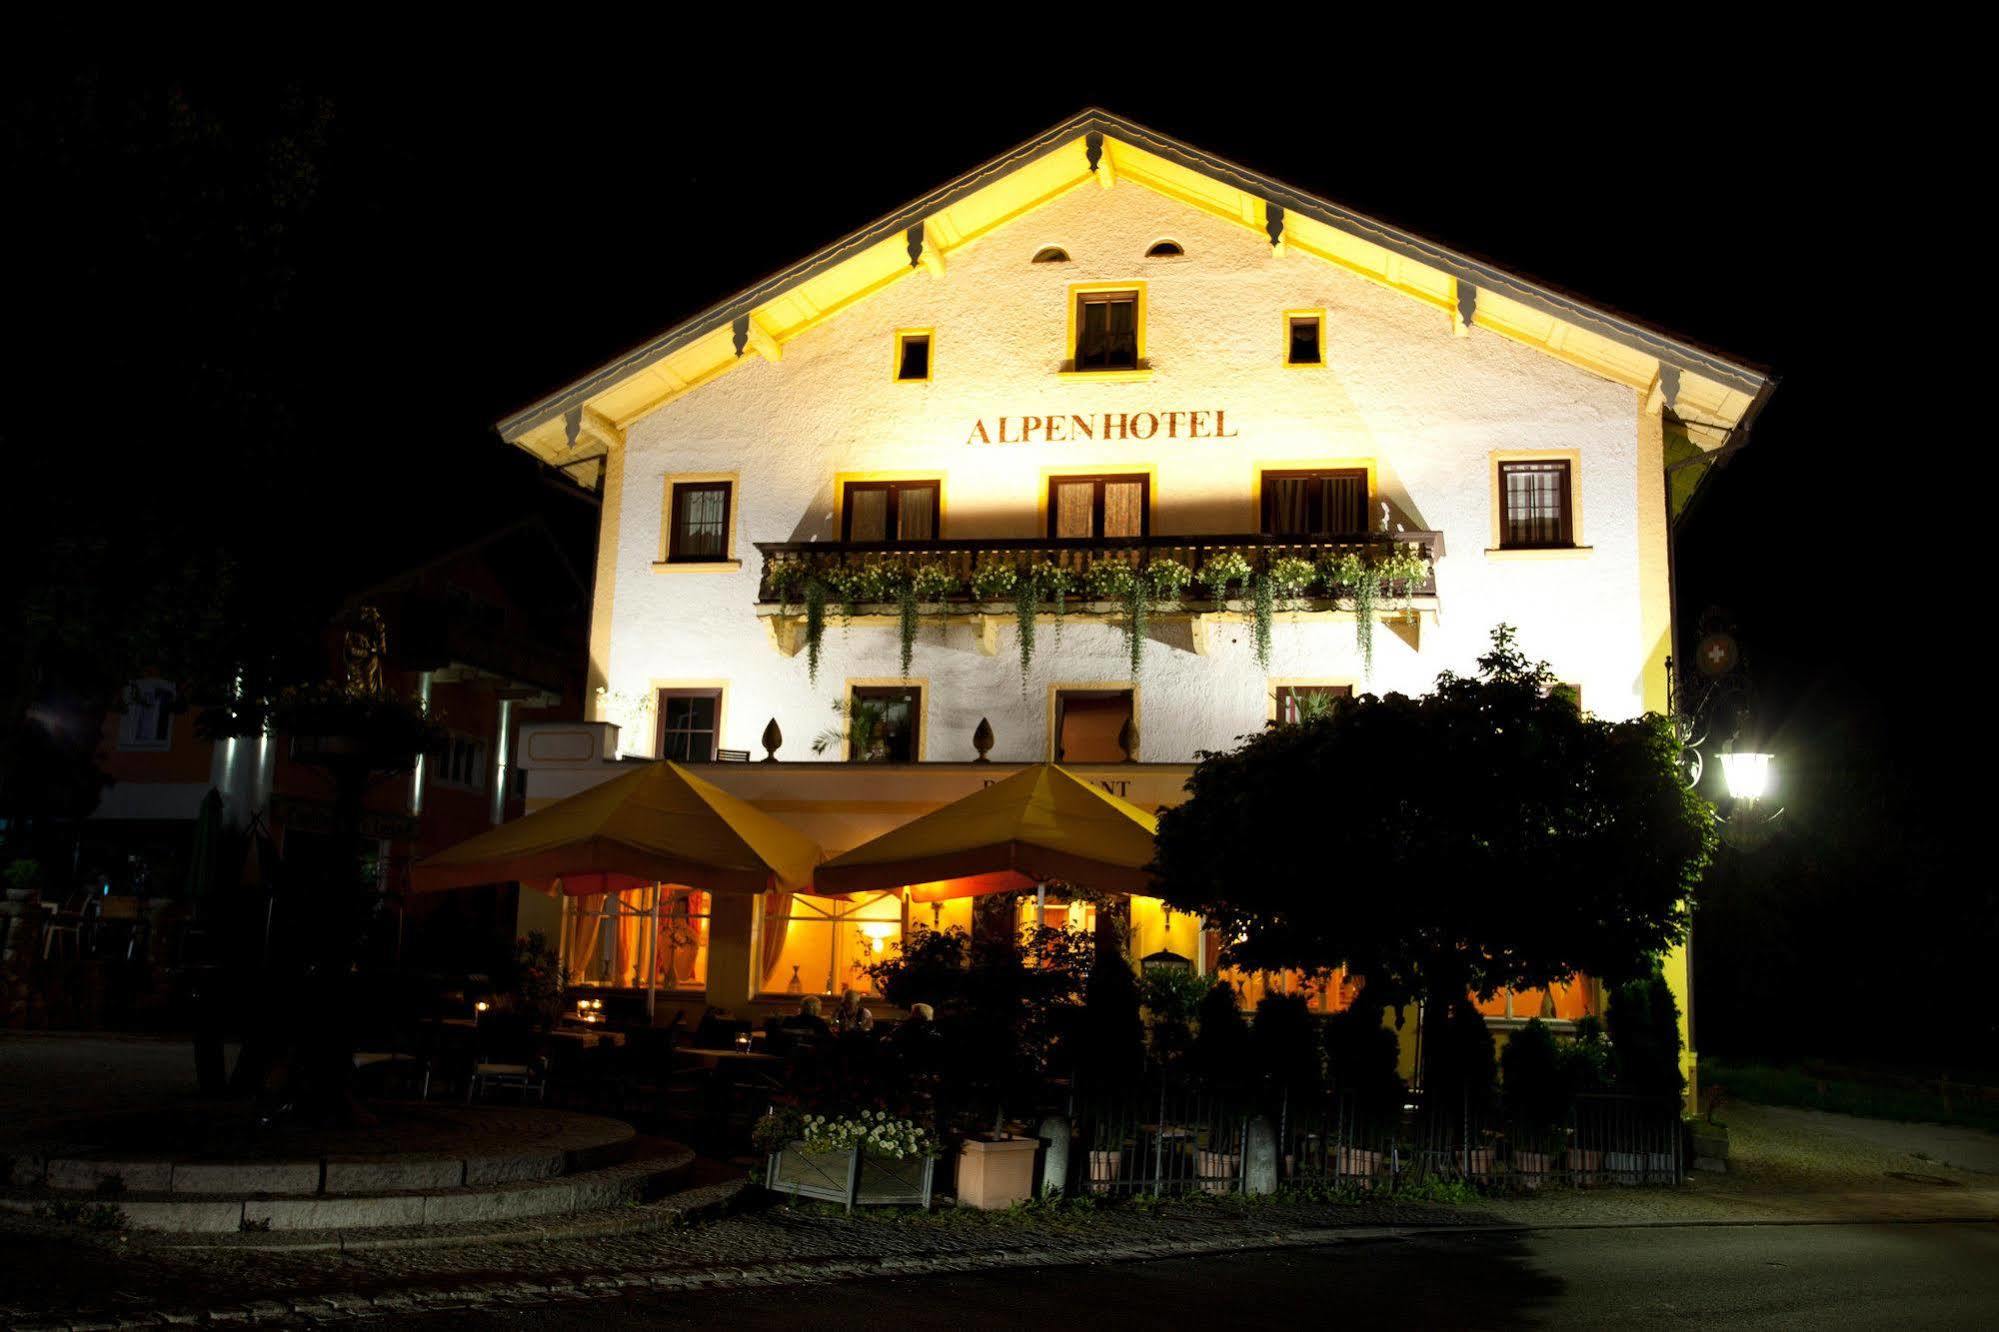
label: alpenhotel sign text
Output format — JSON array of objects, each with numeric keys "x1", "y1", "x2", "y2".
[{"x1": 967, "y1": 409, "x2": 1239, "y2": 446}]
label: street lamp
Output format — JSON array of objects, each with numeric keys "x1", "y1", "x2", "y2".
[{"x1": 1718, "y1": 749, "x2": 1773, "y2": 804}]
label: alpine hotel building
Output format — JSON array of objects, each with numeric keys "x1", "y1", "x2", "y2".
[{"x1": 493, "y1": 112, "x2": 1772, "y2": 1090}]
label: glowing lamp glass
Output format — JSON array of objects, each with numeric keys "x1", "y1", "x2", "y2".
[{"x1": 1719, "y1": 751, "x2": 1773, "y2": 802}]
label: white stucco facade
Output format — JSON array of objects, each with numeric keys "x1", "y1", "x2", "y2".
[{"x1": 589, "y1": 181, "x2": 1654, "y2": 763}]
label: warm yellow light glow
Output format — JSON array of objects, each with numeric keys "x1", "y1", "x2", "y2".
[
  {"x1": 1719, "y1": 751, "x2": 1773, "y2": 802},
  {"x1": 474, "y1": 1001, "x2": 490, "y2": 1013}
]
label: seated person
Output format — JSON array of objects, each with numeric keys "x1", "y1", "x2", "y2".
[{"x1": 780, "y1": 995, "x2": 831, "y2": 1040}]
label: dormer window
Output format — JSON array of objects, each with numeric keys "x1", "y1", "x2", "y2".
[
  {"x1": 1031, "y1": 247, "x2": 1071, "y2": 264},
  {"x1": 1145, "y1": 240, "x2": 1184, "y2": 258}
]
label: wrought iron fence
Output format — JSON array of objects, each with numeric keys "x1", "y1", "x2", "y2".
[
  {"x1": 1061, "y1": 1084, "x2": 1683, "y2": 1197},
  {"x1": 1070, "y1": 1084, "x2": 1252, "y2": 1197}
]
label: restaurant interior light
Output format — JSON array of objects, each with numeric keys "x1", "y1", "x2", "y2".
[{"x1": 1719, "y1": 751, "x2": 1773, "y2": 803}]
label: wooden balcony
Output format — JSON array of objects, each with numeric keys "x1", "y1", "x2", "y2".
[{"x1": 751, "y1": 532, "x2": 1443, "y2": 657}]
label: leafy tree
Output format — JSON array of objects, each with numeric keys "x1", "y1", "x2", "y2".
[{"x1": 1154, "y1": 625, "x2": 1715, "y2": 1019}]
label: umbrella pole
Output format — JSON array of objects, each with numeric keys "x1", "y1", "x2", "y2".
[{"x1": 646, "y1": 883, "x2": 659, "y2": 1024}]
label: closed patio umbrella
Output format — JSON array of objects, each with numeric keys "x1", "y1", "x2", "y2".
[{"x1": 814, "y1": 763, "x2": 1158, "y2": 898}]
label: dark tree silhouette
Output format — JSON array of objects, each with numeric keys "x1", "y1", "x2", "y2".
[{"x1": 1153, "y1": 626, "x2": 1715, "y2": 1014}]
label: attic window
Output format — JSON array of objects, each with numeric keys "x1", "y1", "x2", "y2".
[
  {"x1": 1145, "y1": 241, "x2": 1184, "y2": 258},
  {"x1": 1032, "y1": 247, "x2": 1070, "y2": 264}
]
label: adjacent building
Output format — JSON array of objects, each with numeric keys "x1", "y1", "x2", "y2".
[{"x1": 496, "y1": 111, "x2": 1771, "y2": 1086}]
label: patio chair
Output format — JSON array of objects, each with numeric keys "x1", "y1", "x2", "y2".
[
  {"x1": 467, "y1": 1013, "x2": 548, "y2": 1104},
  {"x1": 41, "y1": 891, "x2": 93, "y2": 960}
]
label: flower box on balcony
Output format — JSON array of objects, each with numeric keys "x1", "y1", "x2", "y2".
[{"x1": 765, "y1": 1142, "x2": 936, "y2": 1213}]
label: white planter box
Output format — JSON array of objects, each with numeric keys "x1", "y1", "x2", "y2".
[{"x1": 766, "y1": 1142, "x2": 935, "y2": 1213}]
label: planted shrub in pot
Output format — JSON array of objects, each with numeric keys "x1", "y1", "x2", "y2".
[{"x1": 1325, "y1": 1002, "x2": 1404, "y2": 1184}]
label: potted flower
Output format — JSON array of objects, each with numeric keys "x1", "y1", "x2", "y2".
[{"x1": 756, "y1": 1106, "x2": 940, "y2": 1213}]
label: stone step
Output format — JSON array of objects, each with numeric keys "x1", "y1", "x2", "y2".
[
  {"x1": 1, "y1": 1138, "x2": 694, "y2": 1234},
  {"x1": 12, "y1": 1109, "x2": 636, "y2": 1197}
]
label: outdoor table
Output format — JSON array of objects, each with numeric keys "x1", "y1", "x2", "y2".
[{"x1": 549, "y1": 1027, "x2": 621, "y2": 1051}]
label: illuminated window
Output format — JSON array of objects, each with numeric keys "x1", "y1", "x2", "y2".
[
  {"x1": 667, "y1": 480, "x2": 732, "y2": 562},
  {"x1": 1261, "y1": 469, "x2": 1367, "y2": 536},
  {"x1": 1145, "y1": 240, "x2": 1184, "y2": 258},
  {"x1": 116, "y1": 679, "x2": 176, "y2": 751},
  {"x1": 844, "y1": 685, "x2": 920, "y2": 763},
  {"x1": 1073, "y1": 289, "x2": 1140, "y2": 371},
  {"x1": 564, "y1": 886, "x2": 710, "y2": 991},
  {"x1": 893, "y1": 330, "x2": 931, "y2": 382},
  {"x1": 1054, "y1": 688, "x2": 1133, "y2": 762},
  {"x1": 760, "y1": 891, "x2": 904, "y2": 997},
  {"x1": 1286, "y1": 312, "x2": 1325, "y2": 366},
  {"x1": 1273, "y1": 683, "x2": 1352, "y2": 725},
  {"x1": 1497, "y1": 460, "x2": 1574, "y2": 548},
  {"x1": 1048, "y1": 474, "x2": 1148, "y2": 540},
  {"x1": 655, "y1": 689, "x2": 721, "y2": 761},
  {"x1": 842, "y1": 480, "x2": 939, "y2": 543},
  {"x1": 1032, "y1": 247, "x2": 1070, "y2": 263}
]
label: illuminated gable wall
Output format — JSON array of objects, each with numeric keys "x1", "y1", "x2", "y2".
[{"x1": 591, "y1": 180, "x2": 1652, "y2": 762}]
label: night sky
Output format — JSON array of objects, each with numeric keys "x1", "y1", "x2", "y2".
[{"x1": 6, "y1": 61, "x2": 1961, "y2": 819}]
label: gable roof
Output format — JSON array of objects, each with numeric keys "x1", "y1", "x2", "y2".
[{"x1": 500, "y1": 109, "x2": 1772, "y2": 481}]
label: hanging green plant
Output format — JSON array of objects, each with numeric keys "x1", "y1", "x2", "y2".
[
  {"x1": 1321, "y1": 551, "x2": 1382, "y2": 677},
  {"x1": 1013, "y1": 569, "x2": 1038, "y2": 692},
  {"x1": 1124, "y1": 574, "x2": 1151, "y2": 679},
  {"x1": 804, "y1": 576, "x2": 828, "y2": 685},
  {"x1": 1040, "y1": 563, "x2": 1076, "y2": 646},
  {"x1": 896, "y1": 583, "x2": 919, "y2": 676},
  {"x1": 1145, "y1": 557, "x2": 1193, "y2": 602},
  {"x1": 1199, "y1": 550, "x2": 1253, "y2": 610},
  {"x1": 1250, "y1": 569, "x2": 1275, "y2": 669}
]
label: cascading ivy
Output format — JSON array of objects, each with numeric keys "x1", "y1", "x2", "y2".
[
  {"x1": 803, "y1": 575, "x2": 828, "y2": 685},
  {"x1": 895, "y1": 577, "x2": 920, "y2": 678},
  {"x1": 1250, "y1": 570, "x2": 1275, "y2": 670},
  {"x1": 1124, "y1": 575, "x2": 1150, "y2": 679},
  {"x1": 1012, "y1": 570, "x2": 1037, "y2": 692}
]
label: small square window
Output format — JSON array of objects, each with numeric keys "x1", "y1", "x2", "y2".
[
  {"x1": 1274, "y1": 683, "x2": 1352, "y2": 725},
  {"x1": 894, "y1": 331, "x2": 931, "y2": 382},
  {"x1": 656, "y1": 689, "x2": 721, "y2": 761},
  {"x1": 1498, "y1": 461, "x2": 1574, "y2": 548},
  {"x1": 845, "y1": 686, "x2": 920, "y2": 763},
  {"x1": 1286, "y1": 313, "x2": 1324, "y2": 366},
  {"x1": 1054, "y1": 689, "x2": 1135, "y2": 762},
  {"x1": 667, "y1": 480, "x2": 732, "y2": 562},
  {"x1": 1074, "y1": 290, "x2": 1140, "y2": 371}
]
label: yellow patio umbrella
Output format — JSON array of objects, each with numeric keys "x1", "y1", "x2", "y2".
[
  {"x1": 412, "y1": 762, "x2": 820, "y2": 1019},
  {"x1": 814, "y1": 763, "x2": 1158, "y2": 897},
  {"x1": 412, "y1": 761, "x2": 819, "y2": 897}
]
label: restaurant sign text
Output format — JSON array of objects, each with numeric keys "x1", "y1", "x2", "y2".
[{"x1": 967, "y1": 409, "x2": 1239, "y2": 446}]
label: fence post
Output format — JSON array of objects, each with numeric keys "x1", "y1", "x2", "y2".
[
  {"x1": 1037, "y1": 1113, "x2": 1071, "y2": 1198},
  {"x1": 1244, "y1": 1114, "x2": 1278, "y2": 1195},
  {"x1": 1153, "y1": 1079, "x2": 1167, "y2": 1195}
]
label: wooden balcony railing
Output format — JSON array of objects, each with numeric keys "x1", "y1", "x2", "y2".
[{"x1": 752, "y1": 531, "x2": 1442, "y2": 605}]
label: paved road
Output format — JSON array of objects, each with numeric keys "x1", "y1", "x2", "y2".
[{"x1": 392, "y1": 1223, "x2": 1999, "y2": 1329}]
